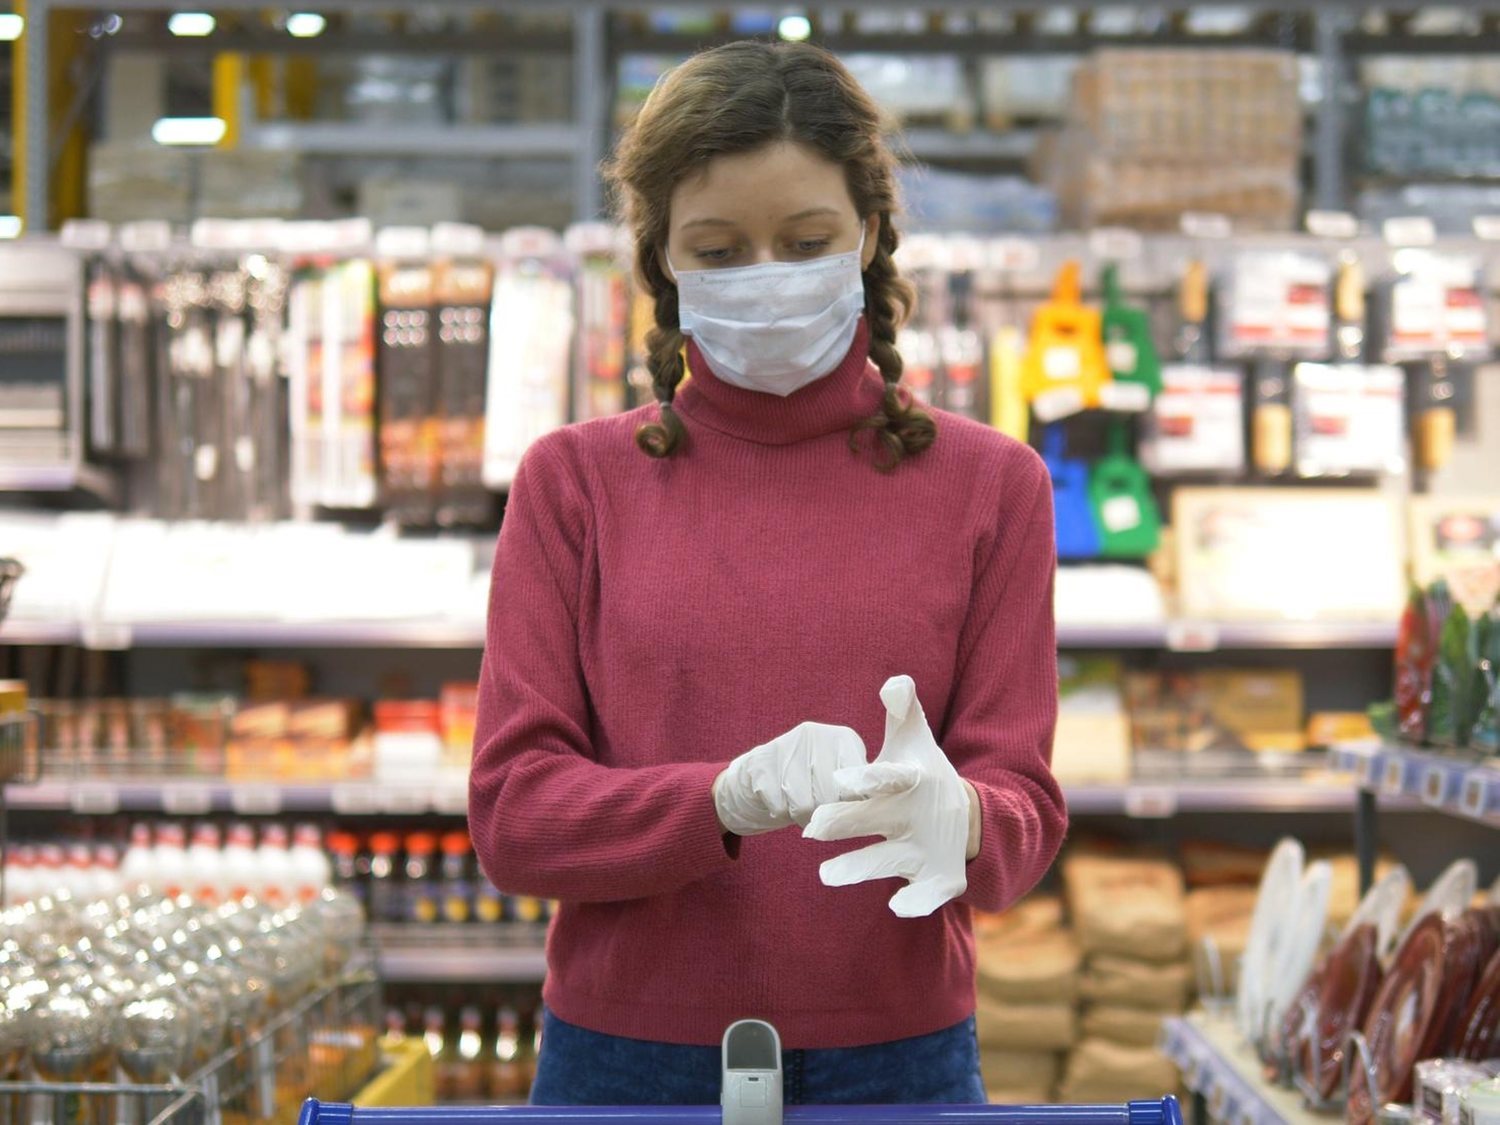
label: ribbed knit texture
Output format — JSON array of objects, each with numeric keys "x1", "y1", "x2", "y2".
[{"x1": 469, "y1": 318, "x2": 1066, "y2": 1049}]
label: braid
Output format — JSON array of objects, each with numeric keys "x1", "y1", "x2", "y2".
[
  {"x1": 851, "y1": 217, "x2": 936, "y2": 471},
  {"x1": 633, "y1": 249, "x2": 689, "y2": 459}
]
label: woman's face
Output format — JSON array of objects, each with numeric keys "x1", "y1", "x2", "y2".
[{"x1": 663, "y1": 140, "x2": 881, "y2": 279}]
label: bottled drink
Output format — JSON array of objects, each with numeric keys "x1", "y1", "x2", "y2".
[
  {"x1": 367, "y1": 833, "x2": 402, "y2": 923},
  {"x1": 403, "y1": 834, "x2": 438, "y2": 924},
  {"x1": 119, "y1": 823, "x2": 154, "y2": 895},
  {"x1": 256, "y1": 823, "x2": 294, "y2": 907},
  {"x1": 153, "y1": 822, "x2": 188, "y2": 899},
  {"x1": 474, "y1": 878, "x2": 505, "y2": 925},
  {"x1": 487, "y1": 1006, "x2": 525, "y2": 1100},
  {"x1": 221, "y1": 823, "x2": 258, "y2": 902},
  {"x1": 439, "y1": 832, "x2": 473, "y2": 924},
  {"x1": 188, "y1": 823, "x2": 224, "y2": 904},
  {"x1": 328, "y1": 831, "x2": 364, "y2": 907},
  {"x1": 289, "y1": 824, "x2": 332, "y2": 903},
  {"x1": 443, "y1": 1006, "x2": 486, "y2": 1102}
]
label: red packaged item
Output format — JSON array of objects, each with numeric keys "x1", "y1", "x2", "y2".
[
  {"x1": 1301, "y1": 923, "x2": 1383, "y2": 1102},
  {"x1": 1394, "y1": 586, "x2": 1437, "y2": 742},
  {"x1": 373, "y1": 700, "x2": 441, "y2": 734}
]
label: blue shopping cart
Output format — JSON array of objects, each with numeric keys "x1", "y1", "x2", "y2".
[{"x1": 298, "y1": 1021, "x2": 1184, "y2": 1125}]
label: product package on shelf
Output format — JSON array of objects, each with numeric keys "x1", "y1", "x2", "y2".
[
  {"x1": 1050, "y1": 656, "x2": 1131, "y2": 785},
  {"x1": 566, "y1": 223, "x2": 631, "y2": 424},
  {"x1": 377, "y1": 238, "x2": 441, "y2": 526},
  {"x1": 1040, "y1": 49, "x2": 1302, "y2": 231},
  {"x1": 433, "y1": 247, "x2": 496, "y2": 528},
  {"x1": 482, "y1": 227, "x2": 575, "y2": 490}
]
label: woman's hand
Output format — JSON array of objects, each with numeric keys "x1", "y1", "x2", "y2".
[
  {"x1": 804, "y1": 675, "x2": 973, "y2": 918},
  {"x1": 712, "y1": 721, "x2": 917, "y2": 837}
]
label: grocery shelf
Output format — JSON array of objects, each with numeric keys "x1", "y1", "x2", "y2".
[
  {"x1": 1, "y1": 774, "x2": 1420, "y2": 820},
  {"x1": 118, "y1": 619, "x2": 489, "y2": 649},
  {"x1": 1330, "y1": 741, "x2": 1500, "y2": 827},
  {"x1": 0, "y1": 620, "x2": 80, "y2": 646},
  {"x1": 1163, "y1": 1011, "x2": 1324, "y2": 1125},
  {"x1": 0, "y1": 463, "x2": 118, "y2": 500},
  {"x1": 242, "y1": 122, "x2": 581, "y2": 159},
  {"x1": 900, "y1": 128, "x2": 1039, "y2": 163},
  {"x1": 373, "y1": 924, "x2": 547, "y2": 983}
]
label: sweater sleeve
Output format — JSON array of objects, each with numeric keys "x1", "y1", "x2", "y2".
[
  {"x1": 468, "y1": 434, "x2": 738, "y2": 904},
  {"x1": 944, "y1": 447, "x2": 1067, "y2": 914}
]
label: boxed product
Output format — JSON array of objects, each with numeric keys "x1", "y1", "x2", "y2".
[
  {"x1": 1062, "y1": 851, "x2": 1188, "y2": 963},
  {"x1": 1051, "y1": 657, "x2": 1131, "y2": 784},
  {"x1": 1123, "y1": 668, "x2": 1305, "y2": 756},
  {"x1": 197, "y1": 150, "x2": 305, "y2": 218},
  {"x1": 88, "y1": 143, "x2": 193, "y2": 224}
]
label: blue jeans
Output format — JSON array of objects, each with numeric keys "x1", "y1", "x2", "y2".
[{"x1": 530, "y1": 1009, "x2": 986, "y2": 1105}]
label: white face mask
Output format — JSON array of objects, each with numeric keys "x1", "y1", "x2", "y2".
[{"x1": 671, "y1": 230, "x2": 867, "y2": 397}]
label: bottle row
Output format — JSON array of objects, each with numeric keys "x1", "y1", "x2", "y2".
[{"x1": 383, "y1": 985, "x2": 545, "y2": 1104}]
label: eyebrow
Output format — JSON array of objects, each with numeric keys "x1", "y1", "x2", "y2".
[{"x1": 678, "y1": 207, "x2": 844, "y2": 231}]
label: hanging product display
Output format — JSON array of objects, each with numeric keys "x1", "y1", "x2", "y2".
[
  {"x1": 1141, "y1": 365, "x2": 1246, "y2": 475},
  {"x1": 1333, "y1": 256, "x2": 1367, "y2": 363},
  {"x1": 1023, "y1": 261, "x2": 1109, "y2": 422},
  {"x1": 1174, "y1": 259, "x2": 1214, "y2": 365},
  {"x1": 376, "y1": 246, "x2": 441, "y2": 526},
  {"x1": 85, "y1": 257, "x2": 119, "y2": 457},
  {"x1": 1041, "y1": 424, "x2": 1101, "y2": 560},
  {"x1": 482, "y1": 228, "x2": 575, "y2": 490},
  {"x1": 433, "y1": 252, "x2": 495, "y2": 529},
  {"x1": 1098, "y1": 263, "x2": 1161, "y2": 410},
  {"x1": 1378, "y1": 252, "x2": 1490, "y2": 363},
  {"x1": 1218, "y1": 251, "x2": 1333, "y2": 360},
  {"x1": 567, "y1": 223, "x2": 630, "y2": 423},
  {"x1": 988, "y1": 325, "x2": 1029, "y2": 443},
  {"x1": 1290, "y1": 363, "x2": 1407, "y2": 479},
  {"x1": 1087, "y1": 421, "x2": 1162, "y2": 559}
]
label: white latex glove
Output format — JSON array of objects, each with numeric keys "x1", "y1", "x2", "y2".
[
  {"x1": 712, "y1": 721, "x2": 916, "y2": 837},
  {"x1": 804, "y1": 675, "x2": 970, "y2": 918}
]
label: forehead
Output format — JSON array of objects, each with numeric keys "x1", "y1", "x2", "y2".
[{"x1": 670, "y1": 141, "x2": 856, "y2": 227}]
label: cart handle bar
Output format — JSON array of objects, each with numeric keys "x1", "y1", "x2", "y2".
[{"x1": 299, "y1": 1098, "x2": 1184, "y2": 1125}]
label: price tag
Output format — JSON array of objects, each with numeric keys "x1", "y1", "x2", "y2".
[
  {"x1": 1420, "y1": 765, "x2": 1454, "y2": 807},
  {"x1": 431, "y1": 783, "x2": 469, "y2": 816},
  {"x1": 1124, "y1": 786, "x2": 1178, "y2": 818},
  {"x1": 1030, "y1": 387, "x2": 1085, "y2": 423},
  {"x1": 1089, "y1": 227, "x2": 1144, "y2": 260},
  {"x1": 80, "y1": 621, "x2": 133, "y2": 651},
  {"x1": 1099, "y1": 380, "x2": 1152, "y2": 412},
  {"x1": 231, "y1": 784, "x2": 283, "y2": 817},
  {"x1": 1360, "y1": 750, "x2": 1384, "y2": 790},
  {"x1": 431, "y1": 222, "x2": 487, "y2": 259},
  {"x1": 331, "y1": 783, "x2": 381, "y2": 815},
  {"x1": 119, "y1": 220, "x2": 173, "y2": 253},
  {"x1": 163, "y1": 784, "x2": 213, "y2": 815},
  {"x1": 1105, "y1": 341, "x2": 1139, "y2": 375},
  {"x1": 194, "y1": 444, "x2": 219, "y2": 482},
  {"x1": 1181, "y1": 212, "x2": 1232, "y2": 239},
  {"x1": 70, "y1": 783, "x2": 121, "y2": 815},
  {"x1": 1043, "y1": 347, "x2": 1082, "y2": 381},
  {"x1": 1381, "y1": 755, "x2": 1409, "y2": 796},
  {"x1": 60, "y1": 219, "x2": 113, "y2": 251},
  {"x1": 331, "y1": 217, "x2": 374, "y2": 251},
  {"x1": 987, "y1": 238, "x2": 1041, "y2": 273},
  {"x1": 1473, "y1": 215, "x2": 1500, "y2": 241},
  {"x1": 1306, "y1": 210, "x2": 1360, "y2": 239},
  {"x1": 1383, "y1": 216, "x2": 1437, "y2": 247},
  {"x1": 1101, "y1": 495, "x2": 1143, "y2": 533},
  {"x1": 191, "y1": 218, "x2": 236, "y2": 250},
  {"x1": 501, "y1": 226, "x2": 561, "y2": 260},
  {"x1": 1167, "y1": 621, "x2": 1220, "y2": 652},
  {"x1": 381, "y1": 786, "x2": 433, "y2": 815},
  {"x1": 375, "y1": 226, "x2": 431, "y2": 260},
  {"x1": 1460, "y1": 770, "x2": 1493, "y2": 819}
]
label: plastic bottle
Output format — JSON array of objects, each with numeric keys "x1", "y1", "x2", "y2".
[
  {"x1": 439, "y1": 831, "x2": 473, "y2": 924},
  {"x1": 256, "y1": 823, "x2": 294, "y2": 907},
  {"x1": 221, "y1": 822, "x2": 259, "y2": 902},
  {"x1": 119, "y1": 822, "x2": 155, "y2": 896},
  {"x1": 367, "y1": 832, "x2": 402, "y2": 924},
  {"x1": 3, "y1": 844, "x2": 37, "y2": 906},
  {"x1": 35, "y1": 844, "x2": 66, "y2": 901},
  {"x1": 152, "y1": 822, "x2": 189, "y2": 899},
  {"x1": 403, "y1": 833, "x2": 439, "y2": 923},
  {"x1": 289, "y1": 824, "x2": 332, "y2": 903},
  {"x1": 488, "y1": 1005, "x2": 525, "y2": 1099},
  {"x1": 327, "y1": 831, "x2": 364, "y2": 907},
  {"x1": 187, "y1": 822, "x2": 225, "y2": 904},
  {"x1": 91, "y1": 844, "x2": 122, "y2": 903}
]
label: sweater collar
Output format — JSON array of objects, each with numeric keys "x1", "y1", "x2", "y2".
[{"x1": 673, "y1": 318, "x2": 884, "y2": 447}]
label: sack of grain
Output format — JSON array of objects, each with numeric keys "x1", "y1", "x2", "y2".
[
  {"x1": 976, "y1": 993, "x2": 1078, "y2": 1051},
  {"x1": 1081, "y1": 1005, "x2": 1168, "y2": 1048},
  {"x1": 1080, "y1": 954, "x2": 1193, "y2": 1012},
  {"x1": 1058, "y1": 1038, "x2": 1182, "y2": 1103},
  {"x1": 1063, "y1": 851, "x2": 1187, "y2": 962},
  {"x1": 977, "y1": 928, "x2": 1083, "y2": 1006}
]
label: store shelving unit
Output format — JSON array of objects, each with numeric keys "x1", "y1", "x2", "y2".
[
  {"x1": 373, "y1": 925, "x2": 548, "y2": 983},
  {"x1": 1161, "y1": 1013, "x2": 1323, "y2": 1125}
]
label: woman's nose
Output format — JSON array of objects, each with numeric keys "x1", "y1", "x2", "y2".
[{"x1": 748, "y1": 245, "x2": 778, "y2": 265}]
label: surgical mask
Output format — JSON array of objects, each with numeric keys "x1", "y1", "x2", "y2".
[{"x1": 671, "y1": 231, "x2": 867, "y2": 397}]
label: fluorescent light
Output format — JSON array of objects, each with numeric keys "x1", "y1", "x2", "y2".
[
  {"x1": 0, "y1": 216, "x2": 23, "y2": 239},
  {"x1": 168, "y1": 11, "x2": 216, "y2": 36},
  {"x1": 285, "y1": 12, "x2": 326, "y2": 37},
  {"x1": 777, "y1": 14, "x2": 811, "y2": 41},
  {"x1": 152, "y1": 116, "x2": 227, "y2": 146},
  {"x1": 0, "y1": 13, "x2": 24, "y2": 40}
]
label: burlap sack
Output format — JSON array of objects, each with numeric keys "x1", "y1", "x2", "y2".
[
  {"x1": 1178, "y1": 840, "x2": 1267, "y2": 888},
  {"x1": 1058, "y1": 1038, "x2": 1182, "y2": 1103},
  {"x1": 976, "y1": 895, "x2": 1066, "y2": 942},
  {"x1": 1185, "y1": 885, "x2": 1257, "y2": 998},
  {"x1": 1062, "y1": 852, "x2": 1187, "y2": 962},
  {"x1": 980, "y1": 1049, "x2": 1062, "y2": 1092},
  {"x1": 1079, "y1": 954, "x2": 1193, "y2": 1012},
  {"x1": 1081, "y1": 1006, "x2": 1168, "y2": 1048},
  {"x1": 976, "y1": 929, "x2": 1083, "y2": 1006},
  {"x1": 976, "y1": 992, "x2": 1078, "y2": 1051},
  {"x1": 986, "y1": 1086, "x2": 1058, "y2": 1106}
]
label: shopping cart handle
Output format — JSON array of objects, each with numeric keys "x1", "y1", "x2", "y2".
[{"x1": 298, "y1": 1097, "x2": 1183, "y2": 1125}]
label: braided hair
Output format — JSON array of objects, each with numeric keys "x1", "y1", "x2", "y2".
[{"x1": 603, "y1": 40, "x2": 935, "y2": 468}]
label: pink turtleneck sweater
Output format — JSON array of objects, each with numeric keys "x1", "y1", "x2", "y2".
[{"x1": 469, "y1": 320, "x2": 1065, "y2": 1049}]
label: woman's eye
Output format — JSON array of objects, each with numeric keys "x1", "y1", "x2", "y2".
[
  {"x1": 694, "y1": 247, "x2": 734, "y2": 263},
  {"x1": 794, "y1": 239, "x2": 831, "y2": 254}
]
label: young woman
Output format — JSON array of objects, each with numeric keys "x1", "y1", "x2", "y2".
[{"x1": 469, "y1": 40, "x2": 1066, "y2": 1106}]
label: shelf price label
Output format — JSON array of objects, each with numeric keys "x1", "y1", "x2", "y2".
[
  {"x1": 331, "y1": 783, "x2": 381, "y2": 816},
  {"x1": 80, "y1": 621, "x2": 133, "y2": 651},
  {"x1": 431, "y1": 784, "x2": 469, "y2": 816},
  {"x1": 381, "y1": 786, "x2": 433, "y2": 815},
  {"x1": 1167, "y1": 621, "x2": 1220, "y2": 652},
  {"x1": 231, "y1": 785, "x2": 284, "y2": 817},
  {"x1": 69, "y1": 783, "x2": 120, "y2": 815},
  {"x1": 1306, "y1": 210, "x2": 1360, "y2": 240},
  {"x1": 1089, "y1": 227, "x2": 1144, "y2": 261},
  {"x1": 1382, "y1": 216, "x2": 1437, "y2": 248},
  {"x1": 1181, "y1": 212, "x2": 1232, "y2": 240},
  {"x1": 1381, "y1": 755, "x2": 1410, "y2": 797},
  {"x1": 1124, "y1": 786, "x2": 1178, "y2": 819},
  {"x1": 1360, "y1": 751, "x2": 1385, "y2": 790},
  {"x1": 1460, "y1": 770, "x2": 1495, "y2": 821},
  {"x1": 1420, "y1": 765, "x2": 1457, "y2": 808},
  {"x1": 162, "y1": 784, "x2": 213, "y2": 816}
]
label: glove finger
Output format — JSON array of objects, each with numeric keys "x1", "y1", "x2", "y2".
[
  {"x1": 803, "y1": 798, "x2": 888, "y2": 843},
  {"x1": 819, "y1": 840, "x2": 919, "y2": 888},
  {"x1": 888, "y1": 875, "x2": 967, "y2": 919},
  {"x1": 832, "y1": 762, "x2": 921, "y2": 801},
  {"x1": 832, "y1": 730, "x2": 869, "y2": 773}
]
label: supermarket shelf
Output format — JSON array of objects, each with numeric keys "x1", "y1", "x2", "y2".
[
  {"x1": 900, "y1": 127, "x2": 1038, "y2": 163},
  {"x1": 1329, "y1": 741, "x2": 1500, "y2": 827},
  {"x1": 373, "y1": 925, "x2": 547, "y2": 983},
  {"x1": 1055, "y1": 620, "x2": 1396, "y2": 651},
  {"x1": 2, "y1": 775, "x2": 1422, "y2": 819},
  {"x1": 0, "y1": 620, "x2": 80, "y2": 646},
  {"x1": 1163, "y1": 1011, "x2": 1324, "y2": 1125},
  {"x1": 119, "y1": 619, "x2": 489, "y2": 649},
  {"x1": 242, "y1": 122, "x2": 581, "y2": 159},
  {"x1": 0, "y1": 462, "x2": 118, "y2": 500}
]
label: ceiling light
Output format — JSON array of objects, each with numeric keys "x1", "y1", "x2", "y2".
[
  {"x1": 0, "y1": 216, "x2": 23, "y2": 239},
  {"x1": 0, "y1": 13, "x2": 23, "y2": 39},
  {"x1": 152, "y1": 116, "x2": 228, "y2": 146},
  {"x1": 168, "y1": 12, "x2": 216, "y2": 36},
  {"x1": 777, "y1": 14, "x2": 811, "y2": 41},
  {"x1": 285, "y1": 12, "x2": 326, "y2": 38}
]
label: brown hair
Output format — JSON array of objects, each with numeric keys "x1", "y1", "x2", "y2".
[{"x1": 603, "y1": 40, "x2": 936, "y2": 470}]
